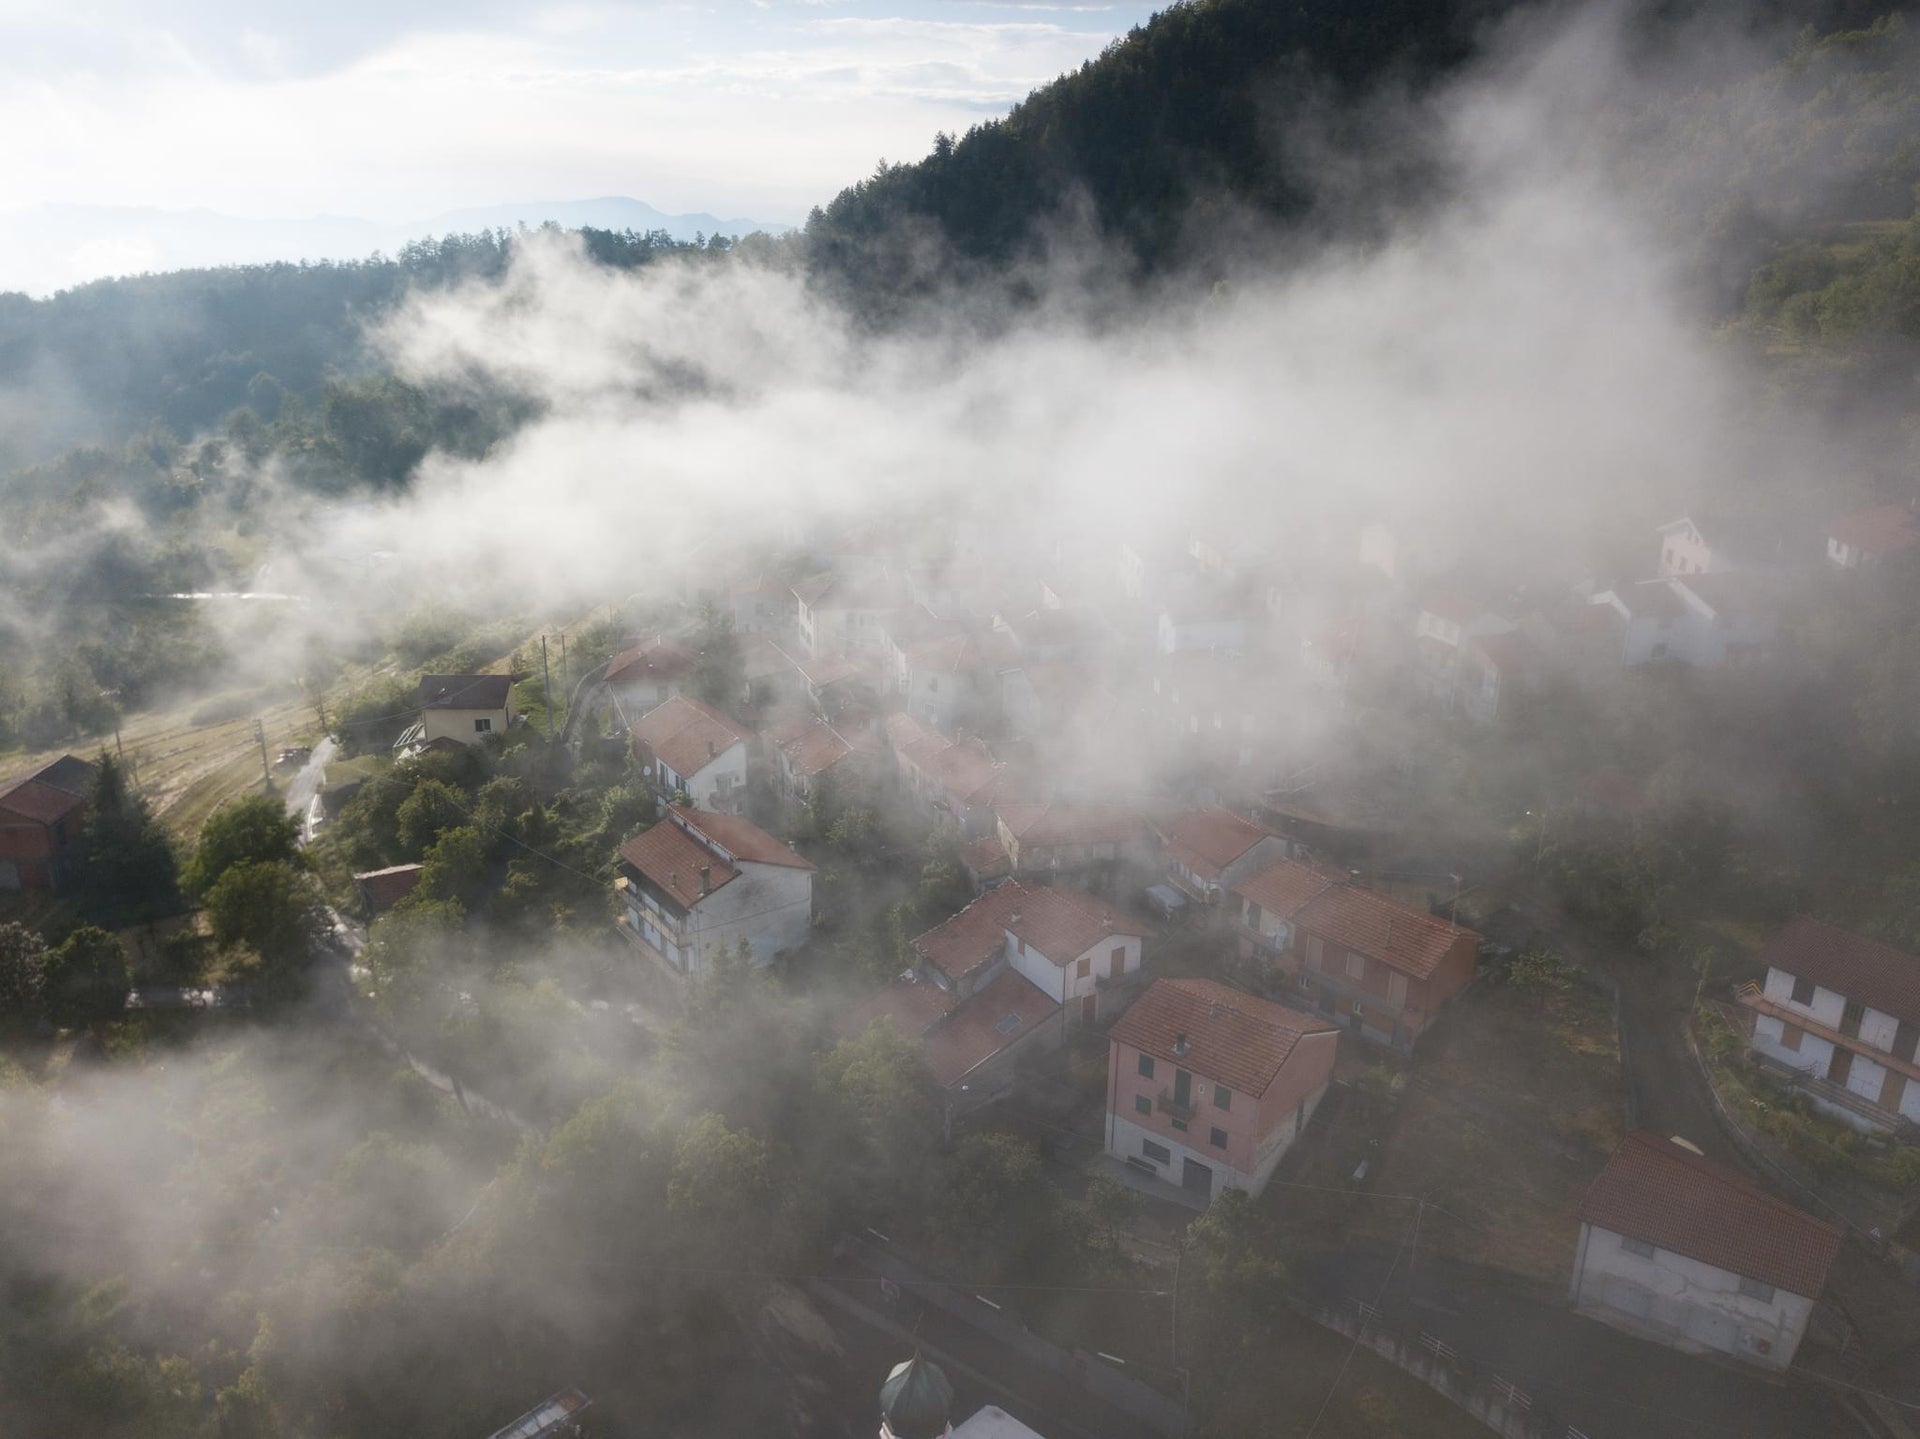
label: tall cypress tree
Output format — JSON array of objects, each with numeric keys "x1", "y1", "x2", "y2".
[{"x1": 73, "y1": 752, "x2": 181, "y2": 925}]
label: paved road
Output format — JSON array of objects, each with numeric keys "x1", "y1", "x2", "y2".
[
  {"x1": 284, "y1": 735, "x2": 337, "y2": 839},
  {"x1": 1304, "y1": 1241, "x2": 1849, "y2": 1439}
]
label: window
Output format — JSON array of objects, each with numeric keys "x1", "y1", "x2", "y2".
[
  {"x1": 1790, "y1": 975, "x2": 1816, "y2": 1006},
  {"x1": 1077, "y1": 956, "x2": 1091, "y2": 979},
  {"x1": 1779, "y1": 1023, "x2": 1803, "y2": 1052},
  {"x1": 1142, "y1": 1140, "x2": 1171, "y2": 1164},
  {"x1": 1210, "y1": 1127, "x2": 1228, "y2": 1149},
  {"x1": 1388, "y1": 972, "x2": 1408, "y2": 1006},
  {"x1": 1109, "y1": 946, "x2": 1125, "y2": 976},
  {"x1": 1214, "y1": 1084, "x2": 1231, "y2": 1111},
  {"x1": 1134, "y1": 1095, "x2": 1152, "y2": 1116},
  {"x1": 1171, "y1": 1119, "x2": 1188, "y2": 1132},
  {"x1": 1305, "y1": 935, "x2": 1324, "y2": 969},
  {"x1": 1841, "y1": 1000, "x2": 1865, "y2": 1038},
  {"x1": 473, "y1": 717, "x2": 493, "y2": 733},
  {"x1": 1346, "y1": 951, "x2": 1365, "y2": 980},
  {"x1": 1621, "y1": 1237, "x2": 1655, "y2": 1260},
  {"x1": 1738, "y1": 1276, "x2": 1775, "y2": 1303},
  {"x1": 1137, "y1": 1055, "x2": 1155, "y2": 1079}
]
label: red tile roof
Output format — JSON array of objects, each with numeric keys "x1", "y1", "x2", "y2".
[
  {"x1": 772, "y1": 719, "x2": 880, "y2": 780},
  {"x1": 668, "y1": 806, "x2": 814, "y2": 871},
  {"x1": 912, "y1": 880, "x2": 1144, "y2": 979},
  {"x1": 842, "y1": 970, "x2": 960, "y2": 1042},
  {"x1": 606, "y1": 635, "x2": 698, "y2": 687},
  {"x1": 1294, "y1": 884, "x2": 1475, "y2": 981},
  {"x1": 354, "y1": 862, "x2": 424, "y2": 912},
  {"x1": 961, "y1": 837, "x2": 1012, "y2": 880},
  {"x1": 1579, "y1": 1133, "x2": 1840, "y2": 1298},
  {"x1": 1233, "y1": 857, "x2": 1344, "y2": 920},
  {"x1": 1756, "y1": 916, "x2": 1920, "y2": 1026},
  {"x1": 1156, "y1": 807, "x2": 1276, "y2": 881},
  {"x1": 631, "y1": 695, "x2": 750, "y2": 779},
  {"x1": 995, "y1": 802, "x2": 1146, "y2": 848},
  {"x1": 1108, "y1": 977, "x2": 1338, "y2": 1098},
  {"x1": 0, "y1": 758, "x2": 91, "y2": 826},
  {"x1": 1005, "y1": 886, "x2": 1149, "y2": 964},
  {"x1": 1829, "y1": 503, "x2": 1920, "y2": 558},
  {"x1": 618, "y1": 821, "x2": 739, "y2": 908},
  {"x1": 885, "y1": 712, "x2": 1010, "y2": 807},
  {"x1": 921, "y1": 968, "x2": 1059, "y2": 1085}
]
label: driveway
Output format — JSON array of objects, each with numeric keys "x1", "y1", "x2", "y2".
[{"x1": 284, "y1": 735, "x2": 337, "y2": 840}]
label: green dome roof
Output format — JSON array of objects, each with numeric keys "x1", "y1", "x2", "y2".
[{"x1": 879, "y1": 1353, "x2": 953, "y2": 1438}]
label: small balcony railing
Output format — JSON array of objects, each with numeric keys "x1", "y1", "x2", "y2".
[{"x1": 1156, "y1": 1089, "x2": 1196, "y2": 1120}]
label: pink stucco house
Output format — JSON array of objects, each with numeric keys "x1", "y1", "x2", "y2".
[{"x1": 1105, "y1": 977, "x2": 1339, "y2": 1205}]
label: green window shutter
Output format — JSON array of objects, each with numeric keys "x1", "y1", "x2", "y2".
[
  {"x1": 1214, "y1": 1084, "x2": 1230, "y2": 1110},
  {"x1": 1134, "y1": 1095, "x2": 1151, "y2": 1116},
  {"x1": 1137, "y1": 1054, "x2": 1155, "y2": 1079}
]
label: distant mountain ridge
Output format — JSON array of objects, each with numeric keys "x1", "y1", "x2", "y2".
[{"x1": 0, "y1": 196, "x2": 792, "y2": 296}]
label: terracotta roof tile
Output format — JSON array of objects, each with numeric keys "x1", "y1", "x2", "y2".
[
  {"x1": 1294, "y1": 885, "x2": 1475, "y2": 981},
  {"x1": 1108, "y1": 977, "x2": 1338, "y2": 1098},
  {"x1": 961, "y1": 837, "x2": 1012, "y2": 880},
  {"x1": 618, "y1": 821, "x2": 739, "y2": 908},
  {"x1": 1579, "y1": 1133, "x2": 1840, "y2": 1298},
  {"x1": 631, "y1": 695, "x2": 750, "y2": 779},
  {"x1": 1155, "y1": 808, "x2": 1276, "y2": 881},
  {"x1": 774, "y1": 720, "x2": 880, "y2": 780},
  {"x1": 920, "y1": 968, "x2": 1059, "y2": 1085},
  {"x1": 668, "y1": 806, "x2": 814, "y2": 871},
  {"x1": 1829, "y1": 504, "x2": 1920, "y2": 558},
  {"x1": 606, "y1": 636, "x2": 698, "y2": 687},
  {"x1": 995, "y1": 802, "x2": 1146, "y2": 848},
  {"x1": 0, "y1": 755, "x2": 93, "y2": 826},
  {"x1": 1004, "y1": 886, "x2": 1149, "y2": 963},
  {"x1": 1232, "y1": 858, "x2": 1345, "y2": 920},
  {"x1": 1756, "y1": 917, "x2": 1920, "y2": 1026}
]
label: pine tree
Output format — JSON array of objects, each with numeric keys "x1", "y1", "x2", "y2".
[{"x1": 73, "y1": 752, "x2": 181, "y2": 925}]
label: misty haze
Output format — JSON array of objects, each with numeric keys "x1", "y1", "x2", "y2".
[{"x1": 3, "y1": 2, "x2": 1920, "y2": 1438}]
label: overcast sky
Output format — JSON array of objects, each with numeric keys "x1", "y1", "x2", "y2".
[{"x1": 0, "y1": 1, "x2": 1154, "y2": 227}]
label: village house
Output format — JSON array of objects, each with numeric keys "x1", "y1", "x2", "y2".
[
  {"x1": 1586, "y1": 574, "x2": 1776, "y2": 668},
  {"x1": 988, "y1": 802, "x2": 1153, "y2": 891},
  {"x1": 1154, "y1": 806, "x2": 1292, "y2": 908},
  {"x1": 902, "y1": 628, "x2": 1015, "y2": 735},
  {"x1": 614, "y1": 806, "x2": 814, "y2": 977},
  {"x1": 843, "y1": 880, "x2": 1147, "y2": 1110},
  {"x1": 883, "y1": 711, "x2": 1013, "y2": 837},
  {"x1": 793, "y1": 570, "x2": 905, "y2": 659},
  {"x1": 0, "y1": 754, "x2": 93, "y2": 892},
  {"x1": 1570, "y1": 1132, "x2": 1841, "y2": 1371},
  {"x1": 1741, "y1": 916, "x2": 1920, "y2": 1131},
  {"x1": 1413, "y1": 591, "x2": 1514, "y2": 706},
  {"x1": 630, "y1": 695, "x2": 751, "y2": 812},
  {"x1": 1105, "y1": 977, "x2": 1340, "y2": 1205},
  {"x1": 1154, "y1": 581, "x2": 1258, "y2": 657},
  {"x1": 764, "y1": 713, "x2": 883, "y2": 805},
  {"x1": 416, "y1": 674, "x2": 517, "y2": 746},
  {"x1": 1826, "y1": 503, "x2": 1920, "y2": 570},
  {"x1": 1231, "y1": 857, "x2": 1479, "y2": 1052},
  {"x1": 604, "y1": 636, "x2": 698, "y2": 719}
]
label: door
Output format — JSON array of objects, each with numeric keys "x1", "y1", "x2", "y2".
[
  {"x1": 1080, "y1": 994, "x2": 1097, "y2": 1026},
  {"x1": 1173, "y1": 1069, "x2": 1192, "y2": 1109},
  {"x1": 1181, "y1": 1158, "x2": 1212, "y2": 1197},
  {"x1": 1879, "y1": 1069, "x2": 1907, "y2": 1113},
  {"x1": 1829, "y1": 1048, "x2": 1854, "y2": 1087}
]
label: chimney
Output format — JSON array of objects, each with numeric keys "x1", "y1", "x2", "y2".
[
  {"x1": 699, "y1": 864, "x2": 712, "y2": 896},
  {"x1": 1173, "y1": 1031, "x2": 1190, "y2": 1055}
]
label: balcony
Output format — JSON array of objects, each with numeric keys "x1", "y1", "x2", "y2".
[{"x1": 1156, "y1": 1089, "x2": 1196, "y2": 1121}]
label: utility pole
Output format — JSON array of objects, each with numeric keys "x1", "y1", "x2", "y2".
[
  {"x1": 541, "y1": 636, "x2": 555, "y2": 741},
  {"x1": 1407, "y1": 1196, "x2": 1425, "y2": 1296},
  {"x1": 1170, "y1": 1242, "x2": 1182, "y2": 1371},
  {"x1": 252, "y1": 718, "x2": 272, "y2": 787},
  {"x1": 559, "y1": 630, "x2": 569, "y2": 696}
]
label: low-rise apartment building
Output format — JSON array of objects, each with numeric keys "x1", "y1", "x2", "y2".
[
  {"x1": 1741, "y1": 916, "x2": 1920, "y2": 1131},
  {"x1": 1105, "y1": 977, "x2": 1339, "y2": 1205},
  {"x1": 630, "y1": 695, "x2": 751, "y2": 812}
]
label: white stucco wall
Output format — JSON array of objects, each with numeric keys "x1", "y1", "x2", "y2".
[
  {"x1": 625, "y1": 860, "x2": 811, "y2": 976},
  {"x1": 1569, "y1": 1224, "x2": 1815, "y2": 1371},
  {"x1": 652, "y1": 744, "x2": 748, "y2": 812},
  {"x1": 1005, "y1": 931, "x2": 1141, "y2": 1009}
]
